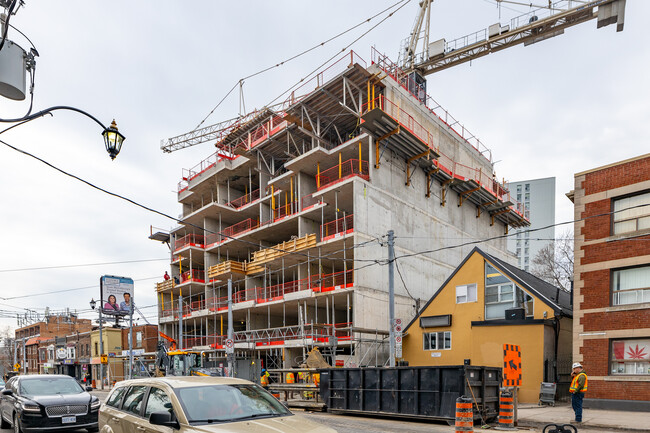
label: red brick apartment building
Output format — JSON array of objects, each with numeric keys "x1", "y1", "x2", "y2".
[{"x1": 568, "y1": 153, "x2": 650, "y2": 411}]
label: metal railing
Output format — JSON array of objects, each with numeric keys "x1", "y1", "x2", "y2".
[
  {"x1": 178, "y1": 151, "x2": 238, "y2": 193},
  {"x1": 173, "y1": 234, "x2": 205, "y2": 251},
  {"x1": 227, "y1": 188, "x2": 261, "y2": 209},
  {"x1": 371, "y1": 47, "x2": 493, "y2": 163},
  {"x1": 321, "y1": 214, "x2": 354, "y2": 241},
  {"x1": 317, "y1": 159, "x2": 369, "y2": 190}
]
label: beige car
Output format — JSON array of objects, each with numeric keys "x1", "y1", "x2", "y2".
[{"x1": 98, "y1": 376, "x2": 335, "y2": 433}]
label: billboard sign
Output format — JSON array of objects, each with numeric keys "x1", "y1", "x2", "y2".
[{"x1": 100, "y1": 275, "x2": 134, "y2": 316}]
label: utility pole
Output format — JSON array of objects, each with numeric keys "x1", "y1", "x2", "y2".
[
  {"x1": 98, "y1": 305, "x2": 104, "y2": 390},
  {"x1": 178, "y1": 296, "x2": 183, "y2": 352},
  {"x1": 128, "y1": 301, "x2": 134, "y2": 379},
  {"x1": 387, "y1": 230, "x2": 396, "y2": 367},
  {"x1": 227, "y1": 278, "x2": 234, "y2": 377}
]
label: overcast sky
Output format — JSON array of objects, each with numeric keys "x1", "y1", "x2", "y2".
[{"x1": 1, "y1": 0, "x2": 647, "y2": 331}]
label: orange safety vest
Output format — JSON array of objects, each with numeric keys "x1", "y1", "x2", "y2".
[
  {"x1": 570, "y1": 372, "x2": 588, "y2": 393},
  {"x1": 312, "y1": 373, "x2": 320, "y2": 387},
  {"x1": 261, "y1": 372, "x2": 269, "y2": 387},
  {"x1": 286, "y1": 372, "x2": 295, "y2": 384}
]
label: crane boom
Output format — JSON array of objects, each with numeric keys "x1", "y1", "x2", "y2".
[{"x1": 410, "y1": 0, "x2": 626, "y2": 76}]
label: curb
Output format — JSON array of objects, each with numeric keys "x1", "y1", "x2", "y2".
[{"x1": 518, "y1": 420, "x2": 650, "y2": 433}]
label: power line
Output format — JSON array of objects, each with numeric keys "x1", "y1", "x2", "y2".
[
  {"x1": 0, "y1": 258, "x2": 169, "y2": 273},
  {"x1": 194, "y1": 0, "x2": 411, "y2": 130},
  {"x1": 0, "y1": 276, "x2": 160, "y2": 300}
]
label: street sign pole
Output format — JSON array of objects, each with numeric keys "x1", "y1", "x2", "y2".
[
  {"x1": 128, "y1": 300, "x2": 134, "y2": 379},
  {"x1": 99, "y1": 300, "x2": 104, "y2": 390},
  {"x1": 387, "y1": 230, "x2": 395, "y2": 367}
]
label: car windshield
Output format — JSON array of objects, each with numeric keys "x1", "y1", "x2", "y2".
[
  {"x1": 0, "y1": 379, "x2": 5, "y2": 387},
  {"x1": 20, "y1": 377, "x2": 84, "y2": 397},
  {"x1": 174, "y1": 384, "x2": 290, "y2": 424}
]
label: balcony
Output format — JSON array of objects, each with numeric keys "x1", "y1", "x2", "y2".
[
  {"x1": 174, "y1": 234, "x2": 205, "y2": 252},
  {"x1": 227, "y1": 188, "x2": 261, "y2": 209},
  {"x1": 317, "y1": 159, "x2": 369, "y2": 191},
  {"x1": 321, "y1": 214, "x2": 353, "y2": 241}
]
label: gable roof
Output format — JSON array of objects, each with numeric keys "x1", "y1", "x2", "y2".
[{"x1": 404, "y1": 247, "x2": 572, "y2": 332}]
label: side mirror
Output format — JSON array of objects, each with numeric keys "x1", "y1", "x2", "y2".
[
  {"x1": 149, "y1": 411, "x2": 179, "y2": 429},
  {"x1": 2, "y1": 389, "x2": 12, "y2": 396},
  {"x1": 85, "y1": 386, "x2": 93, "y2": 392}
]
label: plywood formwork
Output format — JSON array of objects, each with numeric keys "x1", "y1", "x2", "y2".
[
  {"x1": 207, "y1": 260, "x2": 247, "y2": 281},
  {"x1": 251, "y1": 233, "x2": 317, "y2": 266}
]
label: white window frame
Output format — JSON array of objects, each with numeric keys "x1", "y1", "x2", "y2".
[
  {"x1": 456, "y1": 284, "x2": 477, "y2": 304},
  {"x1": 423, "y1": 331, "x2": 452, "y2": 351},
  {"x1": 612, "y1": 265, "x2": 650, "y2": 306},
  {"x1": 611, "y1": 338, "x2": 650, "y2": 375},
  {"x1": 613, "y1": 191, "x2": 650, "y2": 235}
]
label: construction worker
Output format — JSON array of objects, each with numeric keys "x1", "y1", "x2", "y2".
[
  {"x1": 285, "y1": 371, "x2": 296, "y2": 398},
  {"x1": 260, "y1": 368, "x2": 270, "y2": 390},
  {"x1": 569, "y1": 362, "x2": 588, "y2": 424}
]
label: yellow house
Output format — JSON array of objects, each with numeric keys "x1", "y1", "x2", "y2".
[
  {"x1": 90, "y1": 328, "x2": 124, "y2": 386},
  {"x1": 402, "y1": 247, "x2": 573, "y2": 403}
]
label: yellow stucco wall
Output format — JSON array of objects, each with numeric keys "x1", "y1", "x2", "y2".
[{"x1": 402, "y1": 251, "x2": 565, "y2": 403}]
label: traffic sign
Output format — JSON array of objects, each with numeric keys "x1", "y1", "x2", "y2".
[
  {"x1": 225, "y1": 338, "x2": 234, "y2": 354},
  {"x1": 100, "y1": 354, "x2": 108, "y2": 364},
  {"x1": 13, "y1": 363, "x2": 20, "y2": 371},
  {"x1": 503, "y1": 344, "x2": 522, "y2": 386}
]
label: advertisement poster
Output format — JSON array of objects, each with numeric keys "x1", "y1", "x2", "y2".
[{"x1": 100, "y1": 275, "x2": 134, "y2": 316}]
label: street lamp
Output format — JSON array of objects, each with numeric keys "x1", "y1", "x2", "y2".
[{"x1": 1, "y1": 106, "x2": 126, "y2": 160}]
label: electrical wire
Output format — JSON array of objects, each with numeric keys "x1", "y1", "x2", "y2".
[
  {"x1": 193, "y1": 0, "x2": 411, "y2": 130},
  {"x1": 0, "y1": 0, "x2": 17, "y2": 51},
  {"x1": 0, "y1": 276, "x2": 161, "y2": 300},
  {"x1": 0, "y1": 258, "x2": 169, "y2": 273},
  {"x1": 263, "y1": 0, "x2": 413, "y2": 109}
]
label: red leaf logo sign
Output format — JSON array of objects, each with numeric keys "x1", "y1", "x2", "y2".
[{"x1": 627, "y1": 344, "x2": 648, "y2": 360}]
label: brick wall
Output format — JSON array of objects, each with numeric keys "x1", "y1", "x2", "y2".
[
  {"x1": 580, "y1": 270, "x2": 610, "y2": 309},
  {"x1": 581, "y1": 310, "x2": 650, "y2": 332},
  {"x1": 584, "y1": 157, "x2": 650, "y2": 195}
]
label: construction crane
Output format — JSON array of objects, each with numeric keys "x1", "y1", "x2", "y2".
[
  {"x1": 161, "y1": 0, "x2": 626, "y2": 153},
  {"x1": 399, "y1": 0, "x2": 627, "y2": 75}
]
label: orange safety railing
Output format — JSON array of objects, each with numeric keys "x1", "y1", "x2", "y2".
[
  {"x1": 233, "y1": 287, "x2": 258, "y2": 303},
  {"x1": 321, "y1": 214, "x2": 354, "y2": 241},
  {"x1": 247, "y1": 114, "x2": 288, "y2": 150},
  {"x1": 371, "y1": 47, "x2": 493, "y2": 164},
  {"x1": 301, "y1": 194, "x2": 322, "y2": 211},
  {"x1": 174, "y1": 234, "x2": 205, "y2": 251},
  {"x1": 180, "y1": 269, "x2": 205, "y2": 284},
  {"x1": 227, "y1": 188, "x2": 261, "y2": 209},
  {"x1": 317, "y1": 159, "x2": 369, "y2": 190},
  {"x1": 178, "y1": 151, "x2": 238, "y2": 193},
  {"x1": 205, "y1": 218, "x2": 260, "y2": 246},
  {"x1": 362, "y1": 95, "x2": 439, "y2": 153}
]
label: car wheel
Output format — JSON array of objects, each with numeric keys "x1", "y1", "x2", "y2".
[
  {"x1": 0, "y1": 414, "x2": 9, "y2": 429},
  {"x1": 13, "y1": 413, "x2": 21, "y2": 433}
]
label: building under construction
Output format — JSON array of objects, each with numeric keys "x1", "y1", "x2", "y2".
[{"x1": 154, "y1": 48, "x2": 529, "y2": 369}]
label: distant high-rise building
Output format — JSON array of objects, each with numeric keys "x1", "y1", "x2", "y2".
[{"x1": 506, "y1": 177, "x2": 556, "y2": 272}]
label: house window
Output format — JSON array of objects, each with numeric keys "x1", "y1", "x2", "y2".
[
  {"x1": 136, "y1": 332, "x2": 143, "y2": 347},
  {"x1": 456, "y1": 284, "x2": 477, "y2": 303},
  {"x1": 613, "y1": 191, "x2": 650, "y2": 235},
  {"x1": 612, "y1": 265, "x2": 650, "y2": 305},
  {"x1": 423, "y1": 331, "x2": 451, "y2": 350},
  {"x1": 611, "y1": 338, "x2": 650, "y2": 375},
  {"x1": 94, "y1": 342, "x2": 99, "y2": 356},
  {"x1": 485, "y1": 262, "x2": 534, "y2": 319}
]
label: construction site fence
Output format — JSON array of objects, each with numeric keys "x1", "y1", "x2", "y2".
[
  {"x1": 317, "y1": 159, "x2": 369, "y2": 190},
  {"x1": 321, "y1": 214, "x2": 354, "y2": 241},
  {"x1": 174, "y1": 233, "x2": 205, "y2": 251},
  {"x1": 181, "y1": 322, "x2": 353, "y2": 350},
  {"x1": 160, "y1": 269, "x2": 354, "y2": 319},
  {"x1": 371, "y1": 47, "x2": 492, "y2": 164}
]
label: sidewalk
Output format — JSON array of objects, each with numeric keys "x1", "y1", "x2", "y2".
[{"x1": 516, "y1": 403, "x2": 650, "y2": 432}]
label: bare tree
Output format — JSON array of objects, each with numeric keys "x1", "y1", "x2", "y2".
[
  {"x1": 0, "y1": 326, "x2": 15, "y2": 376},
  {"x1": 531, "y1": 230, "x2": 574, "y2": 292}
]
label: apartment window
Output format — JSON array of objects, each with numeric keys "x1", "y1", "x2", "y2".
[
  {"x1": 136, "y1": 332, "x2": 143, "y2": 347},
  {"x1": 525, "y1": 184, "x2": 530, "y2": 192},
  {"x1": 517, "y1": 194, "x2": 522, "y2": 202},
  {"x1": 517, "y1": 185, "x2": 522, "y2": 192},
  {"x1": 456, "y1": 284, "x2": 477, "y2": 304},
  {"x1": 613, "y1": 191, "x2": 650, "y2": 235},
  {"x1": 611, "y1": 338, "x2": 650, "y2": 375},
  {"x1": 612, "y1": 265, "x2": 650, "y2": 305},
  {"x1": 485, "y1": 262, "x2": 534, "y2": 319},
  {"x1": 94, "y1": 342, "x2": 99, "y2": 356},
  {"x1": 423, "y1": 331, "x2": 451, "y2": 350}
]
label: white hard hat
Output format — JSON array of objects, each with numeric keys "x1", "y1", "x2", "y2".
[{"x1": 572, "y1": 362, "x2": 582, "y2": 369}]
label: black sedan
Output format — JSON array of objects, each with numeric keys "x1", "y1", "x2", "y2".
[{"x1": 0, "y1": 374, "x2": 99, "y2": 433}]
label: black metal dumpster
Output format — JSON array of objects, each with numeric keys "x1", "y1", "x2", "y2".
[{"x1": 320, "y1": 365, "x2": 501, "y2": 421}]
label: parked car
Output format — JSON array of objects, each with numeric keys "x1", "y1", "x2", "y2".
[
  {"x1": 100, "y1": 376, "x2": 335, "y2": 432},
  {"x1": 0, "y1": 374, "x2": 99, "y2": 432},
  {"x1": 0, "y1": 379, "x2": 5, "y2": 391}
]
